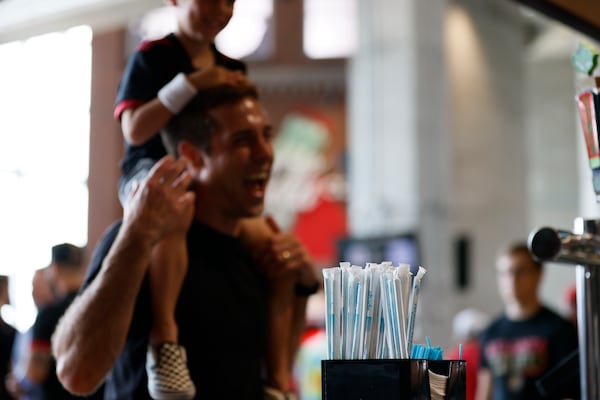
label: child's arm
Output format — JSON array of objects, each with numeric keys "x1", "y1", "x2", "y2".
[
  {"x1": 121, "y1": 99, "x2": 172, "y2": 146},
  {"x1": 120, "y1": 67, "x2": 247, "y2": 146}
]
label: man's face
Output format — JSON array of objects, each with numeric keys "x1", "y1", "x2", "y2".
[
  {"x1": 32, "y1": 268, "x2": 55, "y2": 309},
  {"x1": 197, "y1": 96, "x2": 273, "y2": 218},
  {"x1": 496, "y1": 250, "x2": 541, "y2": 308}
]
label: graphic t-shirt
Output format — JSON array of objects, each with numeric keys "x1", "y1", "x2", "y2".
[{"x1": 479, "y1": 306, "x2": 577, "y2": 400}]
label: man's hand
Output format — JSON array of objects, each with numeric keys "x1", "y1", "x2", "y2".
[{"x1": 123, "y1": 155, "x2": 195, "y2": 246}]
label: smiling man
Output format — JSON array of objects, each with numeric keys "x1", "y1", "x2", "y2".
[{"x1": 52, "y1": 83, "x2": 319, "y2": 400}]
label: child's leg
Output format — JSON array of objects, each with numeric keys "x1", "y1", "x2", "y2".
[
  {"x1": 265, "y1": 276, "x2": 295, "y2": 392},
  {"x1": 149, "y1": 233, "x2": 187, "y2": 345},
  {"x1": 146, "y1": 232, "x2": 196, "y2": 399}
]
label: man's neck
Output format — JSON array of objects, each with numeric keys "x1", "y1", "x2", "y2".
[
  {"x1": 55, "y1": 276, "x2": 82, "y2": 297},
  {"x1": 192, "y1": 185, "x2": 258, "y2": 238},
  {"x1": 505, "y1": 300, "x2": 542, "y2": 321},
  {"x1": 195, "y1": 214, "x2": 240, "y2": 237}
]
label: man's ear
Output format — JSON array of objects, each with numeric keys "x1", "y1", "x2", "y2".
[{"x1": 178, "y1": 140, "x2": 204, "y2": 168}]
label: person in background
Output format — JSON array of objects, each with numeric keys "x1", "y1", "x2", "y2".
[
  {"x1": 52, "y1": 83, "x2": 320, "y2": 400},
  {"x1": 476, "y1": 242, "x2": 578, "y2": 400},
  {"x1": 25, "y1": 243, "x2": 102, "y2": 399},
  {"x1": 113, "y1": 1, "x2": 246, "y2": 397},
  {"x1": 447, "y1": 308, "x2": 490, "y2": 400},
  {"x1": 562, "y1": 284, "x2": 577, "y2": 327},
  {"x1": 6, "y1": 267, "x2": 57, "y2": 399},
  {"x1": 0, "y1": 275, "x2": 16, "y2": 399}
]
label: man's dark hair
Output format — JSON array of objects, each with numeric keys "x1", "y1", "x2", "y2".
[
  {"x1": 52, "y1": 243, "x2": 83, "y2": 270},
  {"x1": 161, "y1": 83, "x2": 259, "y2": 157},
  {"x1": 506, "y1": 241, "x2": 542, "y2": 269},
  {"x1": 0, "y1": 276, "x2": 8, "y2": 294}
]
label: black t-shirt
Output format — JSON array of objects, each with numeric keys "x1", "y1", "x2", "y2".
[
  {"x1": 32, "y1": 292, "x2": 104, "y2": 399},
  {"x1": 0, "y1": 320, "x2": 15, "y2": 399},
  {"x1": 84, "y1": 220, "x2": 269, "y2": 399},
  {"x1": 114, "y1": 33, "x2": 247, "y2": 178},
  {"x1": 479, "y1": 306, "x2": 578, "y2": 400}
]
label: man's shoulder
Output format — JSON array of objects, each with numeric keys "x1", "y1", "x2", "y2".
[
  {"x1": 92, "y1": 220, "x2": 123, "y2": 258},
  {"x1": 82, "y1": 220, "x2": 123, "y2": 288},
  {"x1": 536, "y1": 306, "x2": 578, "y2": 336},
  {"x1": 484, "y1": 314, "x2": 506, "y2": 329},
  {"x1": 538, "y1": 305, "x2": 572, "y2": 324},
  {"x1": 479, "y1": 314, "x2": 508, "y2": 339}
]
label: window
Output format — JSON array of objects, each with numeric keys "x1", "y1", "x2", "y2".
[
  {"x1": 217, "y1": 0, "x2": 273, "y2": 59},
  {"x1": 134, "y1": 0, "x2": 273, "y2": 59},
  {"x1": 0, "y1": 26, "x2": 91, "y2": 331},
  {"x1": 303, "y1": 0, "x2": 357, "y2": 59}
]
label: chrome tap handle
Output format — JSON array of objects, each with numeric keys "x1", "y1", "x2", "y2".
[{"x1": 528, "y1": 227, "x2": 600, "y2": 266}]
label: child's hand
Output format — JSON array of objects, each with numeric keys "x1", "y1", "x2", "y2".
[
  {"x1": 187, "y1": 66, "x2": 247, "y2": 90},
  {"x1": 240, "y1": 216, "x2": 317, "y2": 285}
]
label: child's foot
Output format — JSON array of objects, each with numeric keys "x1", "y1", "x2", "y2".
[{"x1": 146, "y1": 342, "x2": 196, "y2": 400}]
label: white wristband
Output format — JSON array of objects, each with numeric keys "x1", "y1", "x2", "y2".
[{"x1": 157, "y1": 72, "x2": 198, "y2": 114}]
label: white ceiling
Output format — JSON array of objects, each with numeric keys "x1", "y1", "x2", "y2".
[{"x1": 0, "y1": 0, "x2": 161, "y2": 43}]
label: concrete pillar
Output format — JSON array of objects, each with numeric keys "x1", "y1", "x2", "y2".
[
  {"x1": 348, "y1": 0, "x2": 452, "y2": 347},
  {"x1": 525, "y1": 26, "x2": 580, "y2": 308},
  {"x1": 349, "y1": 0, "x2": 535, "y2": 347},
  {"x1": 446, "y1": 0, "x2": 529, "y2": 320},
  {"x1": 87, "y1": 28, "x2": 126, "y2": 253}
]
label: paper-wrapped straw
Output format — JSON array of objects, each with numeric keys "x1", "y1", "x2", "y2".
[
  {"x1": 376, "y1": 305, "x2": 386, "y2": 359},
  {"x1": 323, "y1": 267, "x2": 341, "y2": 359},
  {"x1": 380, "y1": 263, "x2": 397, "y2": 358},
  {"x1": 384, "y1": 273, "x2": 398, "y2": 357},
  {"x1": 322, "y1": 260, "x2": 429, "y2": 361},
  {"x1": 343, "y1": 265, "x2": 362, "y2": 359},
  {"x1": 374, "y1": 264, "x2": 389, "y2": 358},
  {"x1": 393, "y1": 269, "x2": 408, "y2": 358},
  {"x1": 397, "y1": 264, "x2": 412, "y2": 357},
  {"x1": 379, "y1": 271, "x2": 393, "y2": 358},
  {"x1": 340, "y1": 262, "x2": 351, "y2": 359},
  {"x1": 349, "y1": 265, "x2": 366, "y2": 359},
  {"x1": 382, "y1": 270, "x2": 403, "y2": 358},
  {"x1": 363, "y1": 263, "x2": 381, "y2": 358},
  {"x1": 355, "y1": 265, "x2": 372, "y2": 359},
  {"x1": 406, "y1": 266, "x2": 427, "y2": 356}
]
